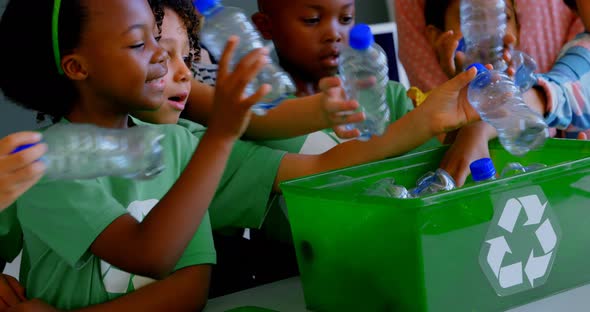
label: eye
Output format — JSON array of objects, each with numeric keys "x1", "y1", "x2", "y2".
[
  {"x1": 155, "y1": 35, "x2": 162, "y2": 42},
  {"x1": 302, "y1": 17, "x2": 320, "y2": 25},
  {"x1": 130, "y1": 42, "x2": 145, "y2": 49},
  {"x1": 340, "y1": 15, "x2": 354, "y2": 25}
]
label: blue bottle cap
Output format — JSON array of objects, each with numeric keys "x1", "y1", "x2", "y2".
[
  {"x1": 466, "y1": 63, "x2": 491, "y2": 89},
  {"x1": 349, "y1": 24, "x2": 374, "y2": 50},
  {"x1": 470, "y1": 158, "x2": 496, "y2": 182},
  {"x1": 193, "y1": 0, "x2": 220, "y2": 16},
  {"x1": 456, "y1": 37, "x2": 466, "y2": 53},
  {"x1": 11, "y1": 143, "x2": 38, "y2": 154}
]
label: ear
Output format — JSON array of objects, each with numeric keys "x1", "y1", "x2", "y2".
[
  {"x1": 61, "y1": 54, "x2": 88, "y2": 81},
  {"x1": 425, "y1": 25, "x2": 443, "y2": 48},
  {"x1": 252, "y1": 12, "x2": 273, "y2": 40}
]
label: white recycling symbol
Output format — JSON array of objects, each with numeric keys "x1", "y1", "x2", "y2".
[{"x1": 482, "y1": 194, "x2": 559, "y2": 293}]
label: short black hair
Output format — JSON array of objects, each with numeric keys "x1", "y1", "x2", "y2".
[
  {"x1": 563, "y1": 0, "x2": 577, "y2": 11},
  {"x1": 149, "y1": 0, "x2": 202, "y2": 67},
  {"x1": 0, "y1": 0, "x2": 87, "y2": 122},
  {"x1": 424, "y1": 0, "x2": 452, "y2": 30}
]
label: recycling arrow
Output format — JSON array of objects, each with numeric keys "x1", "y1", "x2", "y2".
[{"x1": 486, "y1": 236, "x2": 512, "y2": 277}]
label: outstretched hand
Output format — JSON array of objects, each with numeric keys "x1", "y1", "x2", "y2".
[
  {"x1": 318, "y1": 76, "x2": 364, "y2": 139},
  {"x1": 207, "y1": 36, "x2": 271, "y2": 140}
]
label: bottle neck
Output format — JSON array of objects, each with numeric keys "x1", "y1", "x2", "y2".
[{"x1": 201, "y1": 3, "x2": 224, "y2": 18}]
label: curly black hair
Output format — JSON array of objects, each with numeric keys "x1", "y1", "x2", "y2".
[
  {"x1": 0, "y1": 0, "x2": 88, "y2": 122},
  {"x1": 149, "y1": 0, "x2": 202, "y2": 67}
]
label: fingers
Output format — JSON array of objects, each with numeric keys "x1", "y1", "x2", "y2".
[
  {"x1": 0, "y1": 275, "x2": 21, "y2": 308},
  {"x1": 444, "y1": 65, "x2": 478, "y2": 90},
  {"x1": 4, "y1": 276, "x2": 25, "y2": 302},
  {"x1": 230, "y1": 48, "x2": 269, "y2": 97},
  {"x1": 0, "y1": 132, "x2": 42, "y2": 156},
  {"x1": 333, "y1": 125, "x2": 361, "y2": 139},
  {"x1": 455, "y1": 52, "x2": 466, "y2": 73},
  {"x1": 241, "y1": 83, "x2": 271, "y2": 110},
  {"x1": 578, "y1": 132, "x2": 588, "y2": 140},
  {"x1": 0, "y1": 143, "x2": 47, "y2": 177},
  {"x1": 216, "y1": 36, "x2": 240, "y2": 81},
  {"x1": 318, "y1": 76, "x2": 342, "y2": 91}
]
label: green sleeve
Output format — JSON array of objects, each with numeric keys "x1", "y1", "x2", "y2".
[
  {"x1": 174, "y1": 211, "x2": 216, "y2": 269},
  {"x1": 210, "y1": 140, "x2": 285, "y2": 230},
  {"x1": 0, "y1": 204, "x2": 22, "y2": 262},
  {"x1": 17, "y1": 180, "x2": 128, "y2": 268},
  {"x1": 177, "y1": 118, "x2": 286, "y2": 230},
  {"x1": 385, "y1": 80, "x2": 414, "y2": 123}
]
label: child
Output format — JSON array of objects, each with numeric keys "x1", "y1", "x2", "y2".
[
  {"x1": 132, "y1": 0, "x2": 480, "y2": 296},
  {"x1": 0, "y1": 0, "x2": 269, "y2": 310},
  {"x1": 251, "y1": 0, "x2": 444, "y2": 154}
]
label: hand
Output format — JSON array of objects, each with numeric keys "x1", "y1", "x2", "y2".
[
  {"x1": 5, "y1": 299, "x2": 59, "y2": 312},
  {"x1": 440, "y1": 122, "x2": 496, "y2": 186},
  {"x1": 432, "y1": 30, "x2": 466, "y2": 79},
  {"x1": 418, "y1": 66, "x2": 481, "y2": 135},
  {"x1": 317, "y1": 76, "x2": 364, "y2": 139},
  {"x1": 0, "y1": 132, "x2": 46, "y2": 211},
  {"x1": 0, "y1": 274, "x2": 26, "y2": 311},
  {"x1": 502, "y1": 33, "x2": 518, "y2": 76},
  {"x1": 206, "y1": 36, "x2": 271, "y2": 140}
]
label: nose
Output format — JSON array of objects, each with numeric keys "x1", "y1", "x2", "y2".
[
  {"x1": 322, "y1": 20, "x2": 344, "y2": 43},
  {"x1": 175, "y1": 58, "x2": 193, "y2": 83},
  {"x1": 151, "y1": 39, "x2": 169, "y2": 65}
]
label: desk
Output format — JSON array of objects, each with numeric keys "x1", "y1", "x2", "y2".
[{"x1": 205, "y1": 277, "x2": 590, "y2": 312}]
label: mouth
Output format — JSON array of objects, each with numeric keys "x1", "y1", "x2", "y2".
[
  {"x1": 145, "y1": 78, "x2": 165, "y2": 91},
  {"x1": 167, "y1": 92, "x2": 188, "y2": 111},
  {"x1": 320, "y1": 50, "x2": 341, "y2": 68}
]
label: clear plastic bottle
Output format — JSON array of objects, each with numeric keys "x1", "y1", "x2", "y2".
[
  {"x1": 194, "y1": 0, "x2": 296, "y2": 115},
  {"x1": 511, "y1": 50, "x2": 538, "y2": 93},
  {"x1": 339, "y1": 24, "x2": 390, "y2": 141},
  {"x1": 460, "y1": 0, "x2": 507, "y2": 71},
  {"x1": 13, "y1": 124, "x2": 165, "y2": 180},
  {"x1": 500, "y1": 162, "x2": 547, "y2": 178},
  {"x1": 467, "y1": 63, "x2": 549, "y2": 156},
  {"x1": 469, "y1": 157, "x2": 497, "y2": 183}
]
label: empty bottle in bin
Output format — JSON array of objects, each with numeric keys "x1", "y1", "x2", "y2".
[
  {"x1": 13, "y1": 124, "x2": 165, "y2": 181},
  {"x1": 194, "y1": 0, "x2": 296, "y2": 115},
  {"x1": 467, "y1": 63, "x2": 548, "y2": 156},
  {"x1": 339, "y1": 24, "x2": 390, "y2": 141}
]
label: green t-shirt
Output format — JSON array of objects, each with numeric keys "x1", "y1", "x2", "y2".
[
  {"x1": 0, "y1": 204, "x2": 22, "y2": 262},
  {"x1": 177, "y1": 119, "x2": 286, "y2": 230},
  {"x1": 15, "y1": 119, "x2": 215, "y2": 310}
]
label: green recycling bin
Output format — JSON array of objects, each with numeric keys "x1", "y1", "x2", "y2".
[{"x1": 280, "y1": 139, "x2": 590, "y2": 311}]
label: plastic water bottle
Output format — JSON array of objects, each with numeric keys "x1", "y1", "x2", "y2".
[
  {"x1": 460, "y1": 0, "x2": 507, "y2": 71},
  {"x1": 194, "y1": 0, "x2": 296, "y2": 115},
  {"x1": 410, "y1": 168, "x2": 456, "y2": 197},
  {"x1": 339, "y1": 24, "x2": 390, "y2": 141},
  {"x1": 467, "y1": 63, "x2": 548, "y2": 156},
  {"x1": 470, "y1": 158, "x2": 497, "y2": 183},
  {"x1": 12, "y1": 124, "x2": 165, "y2": 180},
  {"x1": 511, "y1": 50, "x2": 538, "y2": 93}
]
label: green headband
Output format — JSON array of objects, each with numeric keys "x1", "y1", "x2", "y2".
[{"x1": 52, "y1": 0, "x2": 63, "y2": 74}]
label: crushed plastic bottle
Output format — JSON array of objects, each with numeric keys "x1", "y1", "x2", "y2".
[
  {"x1": 12, "y1": 123, "x2": 165, "y2": 181},
  {"x1": 500, "y1": 162, "x2": 547, "y2": 178},
  {"x1": 409, "y1": 168, "x2": 456, "y2": 197},
  {"x1": 364, "y1": 177, "x2": 409, "y2": 199}
]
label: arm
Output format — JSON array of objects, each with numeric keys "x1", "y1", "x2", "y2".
[
  {"x1": 394, "y1": 0, "x2": 448, "y2": 91},
  {"x1": 273, "y1": 68, "x2": 480, "y2": 191},
  {"x1": 184, "y1": 78, "x2": 361, "y2": 140},
  {"x1": 4, "y1": 265, "x2": 211, "y2": 312},
  {"x1": 533, "y1": 45, "x2": 590, "y2": 131}
]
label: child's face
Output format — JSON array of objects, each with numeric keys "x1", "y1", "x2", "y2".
[
  {"x1": 256, "y1": 0, "x2": 355, "y2": 83},
  {"x1": 72, "y1": 0, "x2": 168, "y2": 113},
  {"x1": 133, "y1": 8, "x2": 192, "y2": 124}
]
